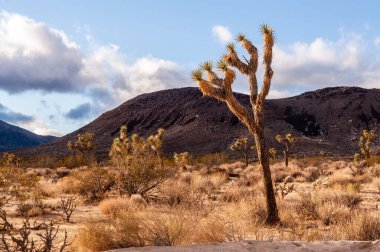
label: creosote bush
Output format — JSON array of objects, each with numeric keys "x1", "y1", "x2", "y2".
[{"x1": 69, "y1": 167, "x2": 114, "y2": 202}]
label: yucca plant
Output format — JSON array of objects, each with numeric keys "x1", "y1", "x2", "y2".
[
  {"x1": 230, "y1": 137, "x2": 251, "y2": 166},
  {"x1": 191, "y1": 25, "x2": 280, "y2": 224},
  {"x1": 269, "y1": 147, "x2": 277, "y2": 160},
  {"x1": 359, "y1": 129, "x2": 376, "y2": 160},
  {"x1": 109, "y1": 126, "x2": 173, "y2": 197},
  {"x1": 67, "y1": 133, "x2": 96, "y2": 166},
  {"x1": 275, "y1": 133, "x2": 295, "y2": 168}
]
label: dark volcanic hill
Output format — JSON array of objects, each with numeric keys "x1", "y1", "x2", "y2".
[
  {"x1": 15, "y1": 86, "x2": 380, "y2": 158},
  {"x1": 0, "y1": 120, "x2": 57, "y2": 152}
]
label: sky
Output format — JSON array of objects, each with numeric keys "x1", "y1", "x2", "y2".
[{"x1": 0, "y1": 1, "x2": 380, "y2": 136}]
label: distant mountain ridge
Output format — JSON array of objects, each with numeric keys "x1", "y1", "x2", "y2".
[
  {"x1": 15, "y1": 86, "x2": 380, "y2": 158},
  {"x1": 0, "y1": 120, "x2": 57, "y2": 152}
]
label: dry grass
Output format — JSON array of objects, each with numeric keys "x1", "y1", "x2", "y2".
[
  {"x1": 4, "y1": 155, "x2": 380, "y2": 251},
  {"x1": 336, "y1": 211, "x2": 380, "y2": 240},
  {"x1": 98, "y1": 197, "x2": 135, "y2": 216}
]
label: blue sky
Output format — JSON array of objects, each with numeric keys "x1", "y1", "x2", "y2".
[{"x1": 0, "y1": 1, "x2": 379, "y2": 135}]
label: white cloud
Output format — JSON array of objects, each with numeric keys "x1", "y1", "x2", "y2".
[
  {"x1": 271, "y1": 34, "x2": 380, "y2": 90},
  {"x1": 18, "y1": 119, "x2": 62, "y2": 136},
  {"x1": 267, "y1": 89, "x2": 292, "y2": 99},
  {"x1": 212, "y1": 25, "x2": 232, "y2": 44},
  {"x1": 0, "y1": 11, "x2": 189, "y2": 108}
]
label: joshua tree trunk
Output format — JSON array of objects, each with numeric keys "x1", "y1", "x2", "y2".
[
  {"x1": 253, "y1": 127, "x2": 280, "y2": 224},
  {"x1": 192, "y1": 25, "x2": 280, "y2": 225},
  {"x1": 284, "y1": 142, "x2": 289, "y2": 168}
]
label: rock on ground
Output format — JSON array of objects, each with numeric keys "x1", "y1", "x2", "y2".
[{"x1": 107, "y1": 240, "x2": 380, "y2": 252}]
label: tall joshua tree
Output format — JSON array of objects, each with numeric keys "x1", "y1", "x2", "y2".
[{"x1": 191, "y1": 25, "x2": 280, "y2": 224}]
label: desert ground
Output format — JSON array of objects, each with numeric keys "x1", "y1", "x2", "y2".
[{"x1": 1, "y1": 151, "x2": 380, "y2": 251}]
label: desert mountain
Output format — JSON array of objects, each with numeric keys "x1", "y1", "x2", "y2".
[
  {"x1": 0, "y1": 120, "x2": 57, "y2": 152},
  {"x1": 15, "y1": 86, "x2": 380, "y2": 159}
]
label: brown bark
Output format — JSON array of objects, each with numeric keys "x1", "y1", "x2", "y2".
[
  {"x1": 253, "y1": 127, "x2": 280, "y2": 224},
  {"x1": 284, "y1": 142, "x2": 289, "y2": 168}
]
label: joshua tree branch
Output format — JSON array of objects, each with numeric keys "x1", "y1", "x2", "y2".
[{"x1": 257, "y1": 26, "x2": 275, "y2": 107}]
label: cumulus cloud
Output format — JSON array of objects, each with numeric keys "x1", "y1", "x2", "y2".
[
  {"x1": 272, "y1": 34, "x2": 380, "y2": 90},
  {"x1": 212, "y1": 25, "x2": 232, "y2": 43},
  {"x1": 65, "y1": 103, "x2": 92, "y2": 120},
  {"x1": 0, "y1": 11, "x2": 189, "y2": 108},
  {"x1": 0, "y1": 103, "x2": 33, "y2": 123},
  {"x1": 0, "y1": 11, "x2": 84, "y2": 93}
]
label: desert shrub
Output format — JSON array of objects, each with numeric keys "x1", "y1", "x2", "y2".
[
  {"x1": 303, "y1": 166, "x2": 321, "y2": 182},
  {"x1": 337, "y1": 211, "x2": 380, "y2": 240},
  {"x1": 98, "y1": 197, "x2": 134, "y2": 216},
  {"x1": 110, "y1": 127, "x2": 174, "y2": 198},
  {"x1": 368, "y1": 164, "x2": 380, "y2": 177},
  {"x1": 194, "y1": 197, "x2": 263, "y2": 243},
  {"x1": 144, "y1": 211, "x2": 192, "y2": 246},
  {"x1": 296, "y1": 189, "x2": 362, "y2": 222},
  {"x1": 0, "y1": 210, "x2": 70, "y2": 251},
  {"x1": 76, "y1": 209, "x2": 192, "y2": 251},
  {"x1": 316, "y1": 202, "x2": 351, "y2": 226},
  {"x1": 70, "y1": 167, "x2": 114, "y2": 202},
  {"x1": 0, "y1": 167, "x2": 39, "y2": 197},
  {"x1": 328, "y1": 173, "x2": 357, "y2": 189}
]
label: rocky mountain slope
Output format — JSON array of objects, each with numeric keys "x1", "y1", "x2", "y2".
[
  {"x1": 15, "y1": 86, "x2": 380, "y2": 159},
  {"x1": 0, "y1": 120, "x2": 57, "y2": 152}
]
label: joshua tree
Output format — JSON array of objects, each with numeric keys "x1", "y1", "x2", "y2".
[
  {"x1": 67, "y1": 133, "x2": 96, "y2": 166},
  {"x1": 192, "y1": 25, "x2": 280, "y2": 224},
  {"x1": 230, "y1": 137, "x2": 251, "y2": 166},
  {"x1": 275, "y1": 134, "x2": 295, "y2": 168},
  {"x1": 0, "y1": 152, "x2": 19, "y2": 168},
  {"x1": 269, "y1": 147, "x2": 277, "y2": 160},
  {"x1": 174, "y1": 152, "x2": 191, "y2": 169},
  {"x1": 109, "y1": 127, "x2": 173, "y2": 197},
  {"x1": 359, "y1": 129, "x2": 376, "y2": 160}
]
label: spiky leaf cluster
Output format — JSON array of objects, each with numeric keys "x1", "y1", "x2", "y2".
[
  {"x1": 109, "y1": 127, "x2": 172, "y2": 196},
  {"x1": 174, "y1": 152, "x2": 191, "y2": 168},
  {"x1": 269, "y1": 147, "x2": 277, "y2": 159},
  {"x1": 359, "y1": 129, "x2": 376, "y2": 159},
  {"x1": 275, "y1": 134, "x2": 295, "y2": 144},
  {"x1": 230, "y1": 138, "x2": 248, "y2": 152},
  {"x1": 0, "y1": 152, "x2": 18, "y2": 168}
]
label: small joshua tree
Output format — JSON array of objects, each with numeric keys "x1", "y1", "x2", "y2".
[
  {"x1": 109, "y1": 127, "x2": 173, "y2": 197},
  {"x1": 359, "y1": 129, "x2": 376, "y2": 160},
  {"x1": 230, "y1": 137, "x2": 251, "y2": 166},
  {"x1": 0, "y1": 152, "x2": 19, "y2": 168},
  {"x1": 67, "y1": 133, "x2": 96, "y2": 166},
  {"x1": 349, "y1": 153, "x2": 366, "y2": 176},
  {"x1": 192, "y1": 25, "x2": 280, "y2": 224},
  {"x1": 174, "y1": 152, "x2": 191, "y2": 169},
  {"x1": 275, "y1": 134, "x2": 295, "y2": 168},
  {"x1": 269, "y1": 147, "x2": 277, "y2": 160}
]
